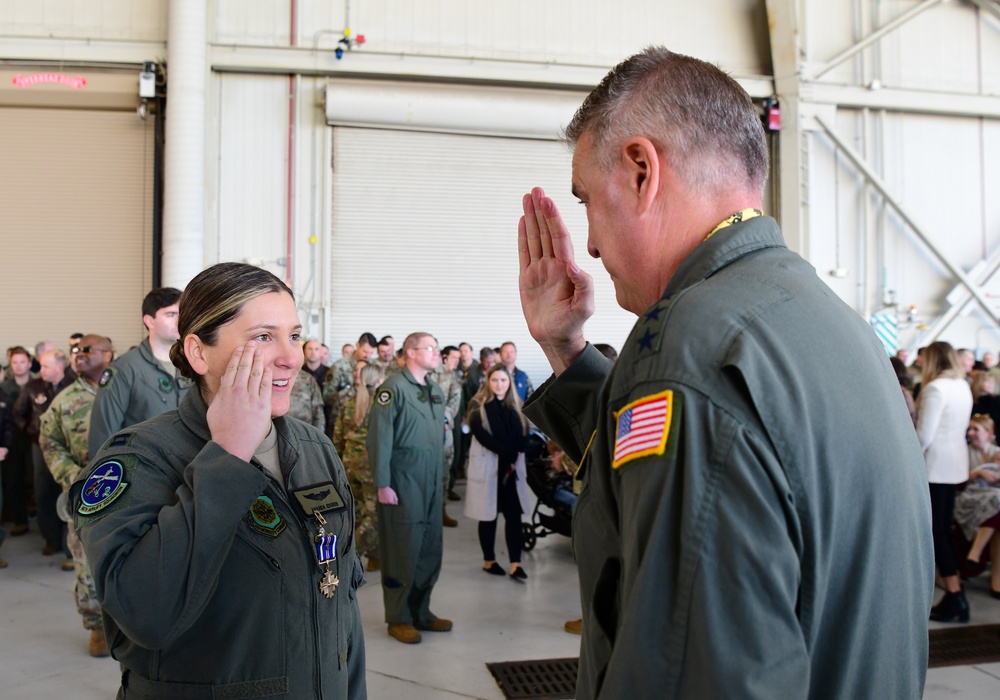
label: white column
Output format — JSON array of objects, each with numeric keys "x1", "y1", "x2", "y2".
[{"x1": 162, "y1": 0, "x2": 208, "y2": 290}]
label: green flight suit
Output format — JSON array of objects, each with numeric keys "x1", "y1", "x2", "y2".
[
  {"x1": 71, "y1": 388, "x2": 367, "y2": 699},
  {"x1": 524, "y1": 216, "x2": 933, "y2": 700},
  {"x1": 88, "y1": 339, "x2": 190, "y2": 457},
  {"x1": 367, "y1": 367, "x2": 445, "y2": 626}
]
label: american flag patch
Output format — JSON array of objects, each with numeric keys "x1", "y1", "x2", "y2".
[{"x1": 612, "y1": 390, "x2": 673, "y2": 469}]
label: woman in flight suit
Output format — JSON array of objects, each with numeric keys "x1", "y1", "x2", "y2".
[{"x1": 71, "y1": 262, "x2": 366, "y2": 699}]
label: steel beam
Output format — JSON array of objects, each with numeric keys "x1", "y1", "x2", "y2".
[
  {"x1": 810, "y1": 0, "x2": 947, "y2": 80},
  {"x1": 814, "y1": 115, "x2": 1000, "y2": 326}
]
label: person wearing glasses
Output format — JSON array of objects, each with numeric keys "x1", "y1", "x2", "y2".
[
  {"x1": 368, "y1": 332, "x2": 452, "y2": 644},
  {"x1": 39, "y1": 334, "x2": 114, "y2": 657},
  {"x1": 88, "y1": 287, "x2": 189, "y2": 457}
]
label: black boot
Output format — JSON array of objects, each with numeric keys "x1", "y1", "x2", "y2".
[{"x1": 929, "y1": 590, "x2": 970, "y2": 623}]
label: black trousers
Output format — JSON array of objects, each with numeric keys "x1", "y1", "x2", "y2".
[
  {"x1": 478, "y1": 469, "x2": 523, "y2": 564},
  {"x1": 32, "y1": 442, "x2": 66, "y2": 552},
  {"x1": 929, "y1": 482, "x2": 959, "y2": 578}
]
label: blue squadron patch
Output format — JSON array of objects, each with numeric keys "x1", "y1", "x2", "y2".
[
  {"x1": 78, "y1": 461, "x2": 130, "y2": 515},
  {"x1": 98, "y1": 368, "x2": 115, "y2": 388},
  {"x1": 246, "y1": 496, "x2": 286, "y2": 538},
  {"x1": 158, "y1": 376, "x2": 174, "y2": 393},
  {"x1": 376, "y1": 388, "x2": 393, "y2": 406}
]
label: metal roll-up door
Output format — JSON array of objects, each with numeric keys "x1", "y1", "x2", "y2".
[
  {"x1": 328, "y1": 126, "x2": 638, "y2": 385},
  {"x1": 0, "y1": 107, "x2": 154, "y2": 355}
]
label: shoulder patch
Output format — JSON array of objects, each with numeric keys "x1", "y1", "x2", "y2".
[
  {"x1": 78, "y1": 459, "x2": 131, "y2": 515},
  {"x1": 376, "y1": 388, "x2": 393, "y2": 406},
  {"x1": 98, "y1": 367, "x2": 115, "y2": 388},
  {"x1": 612, "y1": 390, "x2": 679, "y2": 470}
]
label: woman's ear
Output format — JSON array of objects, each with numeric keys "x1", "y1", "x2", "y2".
[{"x1": 183, "y1": 334, "x2": 209, "y2": 376}]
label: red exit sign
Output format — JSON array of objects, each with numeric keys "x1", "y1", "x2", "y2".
[{"x1": 12, "y1": 73, "x2": 87, "y2": 89}]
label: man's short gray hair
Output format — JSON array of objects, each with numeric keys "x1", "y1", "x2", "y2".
[{"x1": 565, "y1": 46, "x2": 769, "y2": 197}]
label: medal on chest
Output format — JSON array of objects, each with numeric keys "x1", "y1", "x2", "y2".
[
  {"x1": 290, "y1": 481, "x2": 348, "y2": 600},
  {"x1": 314, "y1": 511, "x2": 339, "y2": 599}
]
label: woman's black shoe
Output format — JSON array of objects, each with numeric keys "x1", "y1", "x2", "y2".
[
  {"x1": 510, "y1": 567, "x2": 528, "y2": 581},
  {"x1": 483, "y1": 562, "x2": 505, "y2": 576},
  {"x1": 929, "y1": 590, "x2": 970, "y2": 623},
  {"x1": 990, "y1": 589, "x2": 1000, "y2": 600}
]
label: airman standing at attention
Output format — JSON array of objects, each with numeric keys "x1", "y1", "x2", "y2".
[
  {"x1": 431, "y1": 346, "x2": 463, "y2": 517},
  {"x1": 324, "y1": 333, "x2": 377, "y2": 430},
  {"x1": 88, "y1": 288, "x2": 188, "y2": 456},
  {"x1": 39, "y1": 334, "x2": 114, "y2": 657},
  {"x1": 368, "y1": 332, "x2": 451, "y2": 644}
]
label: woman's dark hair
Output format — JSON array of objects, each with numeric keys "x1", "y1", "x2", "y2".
[
  {"x1": 169, "y1": 263, "x2": 294, "y2": 386},
  {"x1": 889, "y1": 356, "x2": 912, "y2": 390}
]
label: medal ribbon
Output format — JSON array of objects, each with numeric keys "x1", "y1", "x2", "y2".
[{"x1": 316, "y1": 533, "x2": 338, "y2": 564}]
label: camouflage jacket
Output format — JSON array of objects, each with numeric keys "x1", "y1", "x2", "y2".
[
  {"x1": 323, "y1": 357, "x2": 355, "y2": 408},
  {"x1": 429, "y1": 367, "x2": 462, "y2": 427},
  {"x1": 286, "y1": 370, "x2": 325, "y2": 432},
  {"x1": 39, "y1": 376, "x2": 97, "y2": 490},
  {"x1": 332, "y1": 386, "x2": 357, "y2": 454},
  {"x1": 339, "y1": 393, "x2": 373, "y2": 477}
]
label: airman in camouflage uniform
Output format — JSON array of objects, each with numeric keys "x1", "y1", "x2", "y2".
[
  {"x1": 38, "y1": 334, "x2": 113, "y2": 656},
  {"x1": 323, "y1": 333, "x2": 377, "y2": 429},
  {"x1": 340, "y1": 392, "x2": 378, "y2": 563},
  {"x1": 286, "y1": 369, "x2": 325, "y2": 432},
  {"x1": 332, "y1": 385, "x2": 356, "y2": 453},
  {"x1": 430, "y1": 349, "x2": 463, "y2": 498}
]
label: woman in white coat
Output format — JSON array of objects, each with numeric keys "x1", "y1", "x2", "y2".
[
  {"x1": 918, "y1": 341, "x2": 974, "y2": 622},
  {"x1": 463, "y1": 365, "x2": 533, "y2": 580}
]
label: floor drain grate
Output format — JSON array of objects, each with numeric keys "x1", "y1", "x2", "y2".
[
  {"x1": 487, "y1": 657, "x2": 578, "y2": 699},
  {"x1": 929, "y1": 624, "x2": 1000, "y2": 668}
]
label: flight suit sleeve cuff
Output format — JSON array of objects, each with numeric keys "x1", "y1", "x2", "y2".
[{"x1": 522, "y1": 343, "x2": 611, "y2": 463}]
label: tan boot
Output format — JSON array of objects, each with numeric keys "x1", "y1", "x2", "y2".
[
  {"x1": 416, "y1": 616, "x2": 453, "y2": 632},
  {"x1": 89, "y1": 628, "x2": 110, "y2": 657},
  {"x1": 442, "y1": 507, "x2": 458, "y2": 528},
  {"x1": 366, "y1": 555, "x2": 380, "y2": 572},
  {"x1": 387, "y1": 624, "x2": 422, "y2": 644},
  {"x1": 564, "y1": 619, "x2": 582, "y2": 635}
]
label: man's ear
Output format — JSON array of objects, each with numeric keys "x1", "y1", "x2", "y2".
[
  {"x1": 183, "y1": 334, "x2": 209, "y2": 376},
  {"x1": 142, "y1": 314, "x2": 155, "y2": 333},
  {"x1": 622, "y1": 137, "x2": 660, "y2": 213}
]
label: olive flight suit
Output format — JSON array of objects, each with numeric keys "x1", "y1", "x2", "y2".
[{"x1": 367, "y1": 367, "x2": 445, "y2": 627}]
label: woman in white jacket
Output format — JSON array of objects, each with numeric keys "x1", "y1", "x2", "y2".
[
  {"x1": 918, "y1": 341, "x2": 974, "y2": 622},
  {"x1": 463, "y1": 365, "x2": 533, "y2": 580}
]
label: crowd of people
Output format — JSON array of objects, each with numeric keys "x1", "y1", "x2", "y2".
[{"x1": 895, "y1": 342, "x2": 1000, "y2": 623}]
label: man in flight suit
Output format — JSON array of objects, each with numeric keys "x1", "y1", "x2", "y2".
[
  {"x1": 517, "y1": 47, "x2": 933, "y2": 699},
  {"x1": 88, "y1": 288, "x2": 188, "y2": 456},
  {"x1": 367, "y1": 332, "x2": 451, "y2": 644}
]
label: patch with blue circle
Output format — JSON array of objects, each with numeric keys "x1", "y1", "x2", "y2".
[{"x1": 78, "y1": 461, "x2": 130, "y2": 515}]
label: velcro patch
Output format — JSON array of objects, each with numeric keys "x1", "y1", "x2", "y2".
[
  {"x1": 98, "y1": 368, "x2": 115, "y2": 388},
  {"x1": 246, "y1": 496, "x2": 286, "y2": 538},
  {"x1": 612, "y1": 390, "x2": 675, "y2": 470},
  {"x1": 376, "y1": 388, "x2": 393, "y2": 406},
  {"x1": 78, "y1": 459, "x2": 130, "y2": 514},
  {"x1": 108, "y1": 432, "x2": 135, "y2": 449}
]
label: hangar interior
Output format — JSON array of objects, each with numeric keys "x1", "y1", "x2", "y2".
[{"x1": 2, "y1": 2, "x2": 1000, "y2": 698}]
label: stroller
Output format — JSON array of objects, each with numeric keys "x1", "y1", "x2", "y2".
[{"x1": 521, "y1": 430, "x2": 573, "y2": 551}]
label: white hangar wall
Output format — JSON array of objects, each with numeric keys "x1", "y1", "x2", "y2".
[
  {"x1": 3, "y1": 0, "x2": 1000, "y2": 368},
  {"x1": 772, "y1": 0, "x2": 1000, "y2": 355}
]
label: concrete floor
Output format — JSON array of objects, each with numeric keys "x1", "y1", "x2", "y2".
[{"x1": 2, "y1": 488, "x2": 1000, "y2": 699}]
